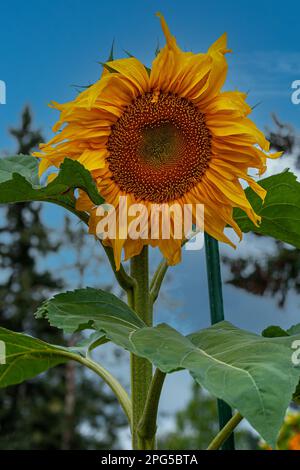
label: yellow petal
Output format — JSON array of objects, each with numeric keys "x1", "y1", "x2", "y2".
[
  {"x1": 47, "y1": 172, "x2": 58, "y2": 184},
  {"x1": 208, "y1": 32, "x2": 231, "y2": 55},
  {"x1": 150, "y1": 14, "x2": 212, "y2": 100},
  {"x1": 105, "y1": 57, "x2": 150, "y2": 94},
  {"x1": 76, "y1": 190, "x2": 94, "y2": 212},
  {"x1": 204, "y1": 91, "x2": 251, "y2": 117},
  {"x1": 78, "y1": 148, "x2": 108, "y2": 171},
  {"x1": 159, "y1": 238, "x2": 182, "y2": 266},
  {"x1": 37, "y1": 157, "x2": 53, "y2": 177},
  {"x1": 156, "y1": 12, "x2": 179, "y2": 51},
  {"x1": 124, "y1": 239, "x2": 144, "y2": 260},
  {"x1": 196, "y1": 33, "x2": 230, "y2": 106}
]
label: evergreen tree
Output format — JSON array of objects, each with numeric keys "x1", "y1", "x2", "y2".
[{"x1": 0, "y1": 108, "x2": 126, "y2": 449}]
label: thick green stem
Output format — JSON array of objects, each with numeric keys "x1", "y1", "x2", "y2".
[
  {"x1": 207, "y1": 412, "x2": 243, "y2": 450},
  {"x1": 204, "y1": 233, "x2": 235, "y2": 450},
  {"x1": 129, "y1": 246, "x2": 153, "y2": 449},
  {"x1": 138, "y1": 368, "x2": 166, "y2": 448}
]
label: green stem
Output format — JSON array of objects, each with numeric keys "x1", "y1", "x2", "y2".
[
  {"x1": 138, "y1": 369, "x2": 166, "y2": 448},
  {"x1": 204, "y1": 233, "x2": 235, "y2": 450},
  {"x1": 207, "y1": 412, "x2": 243, "y2": 450},
  {"x1": 102, "y1": 243, "x2": 137, "y2": 293},
  {"x1": 49, "y1": 350, "x2": 132, "y2": 426},
  {"x1": 65, "y1": 206, "x2": 136, "y2": 295},
  {"x1": 150, "y1": 239, "x2": 188, "y2": 306},
  {"x1": 129, "y1": 246, "x2": 153, "y2": 450},
  {"x1": 150, "y1": 259, "x2": 168, "y2": 306}
]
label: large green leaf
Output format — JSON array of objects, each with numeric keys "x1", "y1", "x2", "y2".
[
  {"x1": 262, "y1": 322, "x2": 300, "y2": 404},
  {"x1": 0, "y1": 327, "x2": 69, "y2": 387},
  {"x1": 37, "y1": 288, "x2": 300, "y2": 445},
  {"x1": 0, "y1": 155, "x2": 39, "y2": 185},
  {"x1": 0, "y1": 327, "x2": 131, "y2": 422},
  {"x1": 0, "y1": 327, "x2": 111, "y2": 386},
  {"x1": 132, "y1": 322, "x2": 300, "y2": 446},
  {"x1": 287, "y1": 323, "x2": 300, "y2": 336},
  {"x1": 186, "y1": 322, "x2": 300, "y2": 446},
  {"x1": 0, "y1": 155, "x2": 104, "y2": 220},
  {"x1": 35, "y1": 288, "x2": 145, "y2": 350},
  {"x1": 234, "y1": 170, "x2": 300, "y2": 248}
]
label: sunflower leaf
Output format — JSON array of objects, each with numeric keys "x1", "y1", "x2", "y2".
[
  {"x1": 234, "y1": 170, "x2": 300, "y2": 248},
  {"x1": 0, "y1": 155, "x2": 104, "y2": 220},
  {"x1": 287, "y1": 323, "x2": 300, "y2": 336},
  {"x1": 261, "y1": 322, "x2": 300, "y2": 406},
  {"x1": 0, "y1": 327, "x2": 71, "y2": 387},
  {"x1": 262, "y1": 325, "x2": 289, "y2": 338},
  {"x1": 37, "y1": 288, "x2": 300, "y2": 446},
  {"x1": 35, "y1": 288, "x2": 145, "y2": 349},
  {"x1": 0, "y1": 155, "x2": 39, "y2": 185},
  {"x1": 186, "y1": 323, "x2": 300, "y2": 447},
  {"x1": 72, "y1": 331, "x2": 109, "y2": 356}
]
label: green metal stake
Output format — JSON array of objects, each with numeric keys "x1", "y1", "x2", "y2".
[{"x1": 204, "y1": 233, "x2": 235, "y2": 450}]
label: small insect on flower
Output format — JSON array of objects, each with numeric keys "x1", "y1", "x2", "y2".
[{"x1": 34, "y1": 13, "x2": 281, "y2": 269}]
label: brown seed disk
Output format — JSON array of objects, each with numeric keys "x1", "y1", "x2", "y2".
[{"x1": 107, "y1": 92, "x2": 211, "y2": 203}]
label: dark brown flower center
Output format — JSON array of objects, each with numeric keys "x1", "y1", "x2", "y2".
[{"x1": 107, "y1": 92, "x2": 211, "y2": 203}]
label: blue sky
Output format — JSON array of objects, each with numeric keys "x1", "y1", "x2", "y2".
[
  {"x1": 1, "y1": 0, "x2": 300, "y2": 150},
  {"x1": 1, "y1": 0, "x2": 300, "y2": 440},
  {"x1": 1, "y1": 0, "x2": 299, "y2": 326}
]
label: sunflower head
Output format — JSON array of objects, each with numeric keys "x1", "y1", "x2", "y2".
[
  {"x1": 107, "y1": 91, "x2": 211, "y2": 203},
  {"x1": 34, "y1": 13, "x2": 281, "y2": 269}
]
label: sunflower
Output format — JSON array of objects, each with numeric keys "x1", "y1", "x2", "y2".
[{"x1": 34, "y1": 13, "x2": 280, "y2": 269}]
